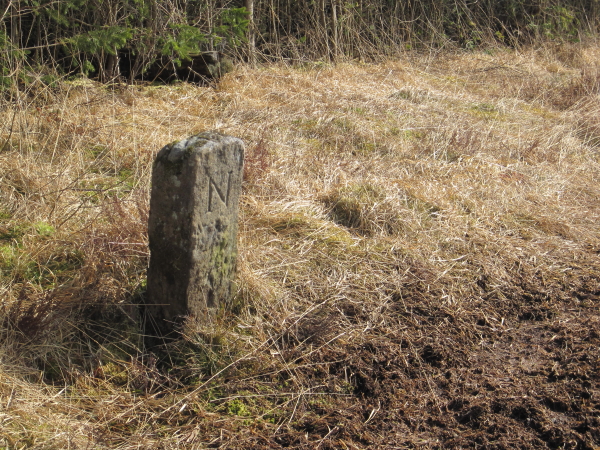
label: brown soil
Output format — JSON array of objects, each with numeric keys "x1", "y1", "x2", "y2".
[{"x1": 200, "y1": 286, "x2": 599, "y2": 449}]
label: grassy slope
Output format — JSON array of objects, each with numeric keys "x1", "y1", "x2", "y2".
[{"x1": 0, "y1": 42, "x2": 599, "y2": 449}]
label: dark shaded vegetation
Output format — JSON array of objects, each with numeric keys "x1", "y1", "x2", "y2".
[{"x1": 1, "y1": 0, "x2": 599, "y2": 86}]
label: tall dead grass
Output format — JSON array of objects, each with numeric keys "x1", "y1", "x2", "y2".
[{"x1": 0, "y1": 42, "x2": 599, "y2": 448}]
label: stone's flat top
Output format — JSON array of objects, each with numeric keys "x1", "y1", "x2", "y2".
[{"x1": 158, "y1": 132, "x2": 244, "y2": 164}]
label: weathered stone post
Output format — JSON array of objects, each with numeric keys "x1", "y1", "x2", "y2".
[{"x1": 147, "y1": 132, "x2": 244, "y2": 332}]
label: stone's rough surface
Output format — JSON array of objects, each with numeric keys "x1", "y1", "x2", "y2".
[{"x1": 147, "y1": 132, "x2": 244, "y2": 329}]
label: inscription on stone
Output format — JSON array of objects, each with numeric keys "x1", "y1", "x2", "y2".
[
  {"x1": 208, "y1": 171, "x2": 233, "y2": 212},
  {"x1": 147, "y1": 132, "x2": 244, "y2": 332}
]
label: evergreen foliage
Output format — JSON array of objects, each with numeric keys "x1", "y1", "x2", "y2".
[{"x1": 0, "y1": 0, "x2": 598, "y2": 84}]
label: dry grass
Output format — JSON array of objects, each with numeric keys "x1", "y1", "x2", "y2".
[{"x1": 1, "y1": 41, "x2": 599, "y2": 449}]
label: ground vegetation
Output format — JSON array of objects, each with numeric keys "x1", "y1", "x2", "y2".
[{"x1": 1, "y1": 39, "x2": 599, "y2": 447}]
